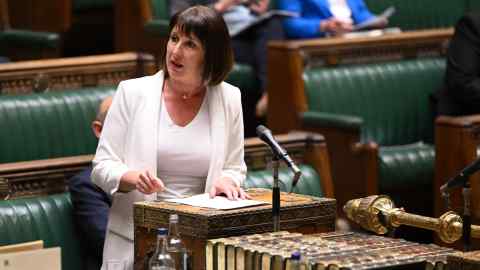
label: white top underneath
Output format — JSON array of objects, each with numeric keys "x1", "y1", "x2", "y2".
[
  {"x1": 328, "y1": 0, "x2": 353, "y2": 24},
  {"x1": 156, "y1": 94, "x2": 211, "y2": 200}
]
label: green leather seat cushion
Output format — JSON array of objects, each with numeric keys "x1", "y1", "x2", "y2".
[
  {"x1": 0, "y1": 30, "x2": 60, "y2": 50},
  {"x1": 0, "y1": 193, "x2": 84, "y2": 270},
  {"x1": 245, "y1": 164, "x2": 323, "y2": 197},
  {"x1": 378, "y1": 142, "x2": 435, "y2": 193},
  {"x1": 0, "y1": 87, "x2": 115, "y2": 163}
]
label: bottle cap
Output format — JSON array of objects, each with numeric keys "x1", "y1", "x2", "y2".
[
  {"x1": 169, "y1": 214, "x2": 179, "y2": 222},
  {"x1": 291, "y1": 251, "x2": 301, "y2": 260},
  {"x1": 157, "y1": 228, "x2": 168, "y2": 235}
]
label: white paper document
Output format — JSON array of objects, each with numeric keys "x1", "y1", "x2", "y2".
[
  {"x1": 353, "y1": 6, "x2": 396, "y2": 31},
  {"x1": 165, "y1": 193, "x2": 268, "y2": 210}
]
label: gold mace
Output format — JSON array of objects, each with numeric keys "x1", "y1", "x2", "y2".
[{"x1": 343, "y1": 195, "x2": 480, "y2": 243}]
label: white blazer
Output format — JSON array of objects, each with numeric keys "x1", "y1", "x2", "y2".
[{"x1": 91, "y1": 70, "x2": 247, "y2": 240}]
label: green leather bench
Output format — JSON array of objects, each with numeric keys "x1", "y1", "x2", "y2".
[
  {"x1": 0, "y1": 62, "x2": 256, "y2": 164},
  {"x1": 300, "y1": 58, "x2": 445, "y2": 222},
  {"x1": 0, "y1": 87, "x2": 115, "y2": 163},
  {"x1": 365, "y1": 0, "x2": 477, "y2": 30},
  {"x1": 0, "y1": 193, "x2": 84, "y2": 270}
]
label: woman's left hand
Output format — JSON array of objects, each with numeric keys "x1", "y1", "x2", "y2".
[{"x1": 209, "y1": 177, "x2": 250, "y2": 200}]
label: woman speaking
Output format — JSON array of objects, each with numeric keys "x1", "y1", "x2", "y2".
[{"x1": 91, "y1": 6, "x2": 248, "y2": 269}]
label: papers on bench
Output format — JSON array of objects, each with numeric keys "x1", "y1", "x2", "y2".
[
  {"x1": 165, "y1": 193, "x2": 268, "y2": 210},
  {"x1": 343, "y1": 27, "x2": 402, "y2": 39},
  {"x1": 224, "y1": 5, "x2": 299, "y2": 37},
  {"x1": 353, "y1": 6, "x2": 396, "y2": 31}
]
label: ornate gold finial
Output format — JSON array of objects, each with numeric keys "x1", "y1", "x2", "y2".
[
  {"x1": 343, "y1": 195, "x2": 394, "y2": 234},
  {"x1": 344, "y1": 195, "x2": 480, "y2": 244}
]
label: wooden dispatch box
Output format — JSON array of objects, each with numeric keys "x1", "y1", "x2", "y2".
[{"x1": 134, "y1": 188, "x2": 336, "y2": 270}]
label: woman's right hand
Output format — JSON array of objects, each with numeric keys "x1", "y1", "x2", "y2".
[
  {"x1": 119, "y1": 170, "x2": 165, "y2": 194},
  {"x1": 135, "y1": 170, "x2": 165, "y2": 194},
  {"x1": 320, "y1": 18, "x2": 353, "y2": 36}
]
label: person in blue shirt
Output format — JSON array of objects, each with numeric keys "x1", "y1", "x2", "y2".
[
  {"x1": 68, "y1": 96, "x2": 113, "y2": 270},
  {"x1": 278, "y1": 0, "x2": 386, "y2": 39}
]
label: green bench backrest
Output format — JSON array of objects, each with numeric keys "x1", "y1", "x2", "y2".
[
  {"x1": 226, "y1": 63, "x2": 259, "y2": 95},
  {"x1": 304, "y1": 58, "x2": 445, "y2": 146},
  {"x1": 0, "y1": 87, "x2": 115, "y2": 163},
  {"x1": 245, "y1": 165, "x2": 323, "y2": 197},
  {"x1": 364, "y1": 0, "x2": 470, "y2": 30},
  {"x1": 0, "y1": 193, "x2": 84, "y2": 270}
]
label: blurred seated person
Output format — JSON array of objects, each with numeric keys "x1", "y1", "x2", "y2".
[
  {"x1": 170, "y1": 0, "x2": 285, "y2": 135},
  {"x1": 435, "y1": 13, "x2": 480, "y2": 116},
  {"x1": 68, "y1": 96, "x2": 113, "y2": 270},
  {"x1": 278, "y1": 0, "x2": 387, "y2": 39}
]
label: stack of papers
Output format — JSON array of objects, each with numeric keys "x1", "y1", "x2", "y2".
[{"x1": 165, "y1": 193, "x2": 268, "y2": 210}]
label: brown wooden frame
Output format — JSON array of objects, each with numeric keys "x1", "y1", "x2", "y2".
[
  {"x1": 267, "y1": 28, "x2": 453, "y2": 134},
  {"x1": 0, "y1": 0, "x2": 10, "y2": 31},
  {"x1": 0, "y1": 155, "x2": 92, "y2": 200},
  {"x1": 0, "y1": 52, "x2": 156, "y2": 95},
  {"x1": 434, "y1": 116, "x2": 480, "y2": 232}
]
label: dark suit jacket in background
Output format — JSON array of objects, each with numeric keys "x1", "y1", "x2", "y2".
[
  {"x1": 69, "y1": 166, "x2": 112, "y2": 270},
  {"x1": 436, "y1": 13, "x2": 480, "y2": 116}
]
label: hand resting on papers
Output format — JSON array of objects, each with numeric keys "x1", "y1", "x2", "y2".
[{"x1": 209, "y1": 176, "x2": 251, "y2": 200}]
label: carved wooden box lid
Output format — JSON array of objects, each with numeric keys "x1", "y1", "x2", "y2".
[{"x1": 134, "y1": 188, "x2": 336, "y2": 239}]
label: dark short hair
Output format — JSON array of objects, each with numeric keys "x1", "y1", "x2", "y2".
[{"x1": 161, "y1": 5, "x2": 234, "y2": 86}]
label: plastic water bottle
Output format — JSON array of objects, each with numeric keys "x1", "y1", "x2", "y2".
[
  {"x1": 289, "y1": 251, "x2": 302, "y2": 270},
  {"x1": 149, "y1": 228, "x2": 175, "y2": 270},
  {"x1": 167, "y1": 214, "x2": 192, "y2": 270}
]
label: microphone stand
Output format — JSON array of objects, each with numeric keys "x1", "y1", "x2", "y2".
[
  {"x1": 272, "y1": 155, "x2": 280, "y2": 232},
  {"x1": 463, "y1": 181, "x2": 471, "y2": 251}
]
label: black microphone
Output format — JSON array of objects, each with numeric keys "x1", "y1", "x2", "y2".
[
  {"x1": 256, "y1": 125, "x2": 302, "y2": 187},
  {"x1": 440, "y1": 157, "x2": 480, "y2": 195}
]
